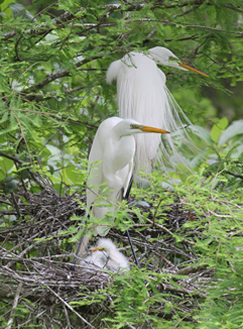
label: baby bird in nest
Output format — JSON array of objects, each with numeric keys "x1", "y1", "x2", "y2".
[{"x1": 82, "y1": 238, "x2": 130, "y2": 272}]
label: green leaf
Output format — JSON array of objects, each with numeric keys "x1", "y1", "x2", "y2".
[
  {"x1": 210, "y1": 117, "x2": 228, "y2": 143},
  {"x1": 218, "y1": 120, "x2": 243, "y2": 146}
]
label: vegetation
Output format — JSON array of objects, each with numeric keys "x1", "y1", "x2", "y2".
[{"x1": 0, "y1": 0, "x2": 242, "y2": 328}]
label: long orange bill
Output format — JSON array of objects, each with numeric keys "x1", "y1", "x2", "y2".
[
  {"x1": 179, "y1": 62, "x2": 209, "y2": 77},
  {"x1": 140, "y1": 126, "x2": 170, "y2": 134}
]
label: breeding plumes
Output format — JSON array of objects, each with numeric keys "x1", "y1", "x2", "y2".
[
  {"x1": 106, "y1": 47, "x2": 208, "y2": 171},
  {"x1": 82, "y1": 238, "x2": 130, "y2": 272},
  {"x1": 75, "y1": 117, "x2": 169, "y2": 259}
]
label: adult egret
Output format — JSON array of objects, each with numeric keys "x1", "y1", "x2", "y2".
[
  {"x1": 82, "y1": 238, "x2": 130, "y2": 272},
  {"x1": 76, "y1": 117, "x2": 169, "y2": 259},
  {"x1": 106, "y1": 47, "x2": 208, "y2": 171}
]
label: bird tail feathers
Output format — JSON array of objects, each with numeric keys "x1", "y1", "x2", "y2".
[{"x1": 106, "y1": 60, "x2": 122, "y2": 84}]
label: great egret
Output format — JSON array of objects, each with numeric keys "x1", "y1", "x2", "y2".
[
  {"x1": 106, "y1": 47, "x2": 208, "y2": 171},
  {"x1": 75, "y1": 117, "x2": 169, "y2": 259},
  {"x1": 82, "y1": 238, "x2": 130, "y2": 272}
]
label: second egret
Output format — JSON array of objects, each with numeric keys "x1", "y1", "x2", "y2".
[{"x1": 106, "y1": 47, "x2": 208, "y2": 171}]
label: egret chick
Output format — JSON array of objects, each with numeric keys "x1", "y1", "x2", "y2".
[{"x1": 86, "y1": 238, "x2": 130, "y2": 272}]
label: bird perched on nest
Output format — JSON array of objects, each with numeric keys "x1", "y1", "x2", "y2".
[
  {"x1": 81, "y1": 238, "x2": 130, "y2": 272},
  {"x1": 106, "y1": 47, "x2": 208, "y2": 172},
  {"x1": 75, "y1": 117, "x2": 169, "y2": 260}
]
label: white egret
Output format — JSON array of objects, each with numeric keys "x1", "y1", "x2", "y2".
[
  {"x1": 75, "y1": 117, "x2": 169, "y2": 259},
  {"x1": 82, "y1": 238, "x2": 130, "y2": 272},
  {"x1": 106, "y1": 47, "x2": 208, "y2": 171}
]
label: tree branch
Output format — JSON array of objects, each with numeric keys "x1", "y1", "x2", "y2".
[
  {"x1": 1, "y1": 8, "x2": 85, "y2": 41},
  {"x1": 224, "y1": 170, "x2": 243, "y2": 180},
  {"x1": 26, "y1": 55, "x2": 102, "y2": 92},
  {"x1": 44, "y1": 284, "x2": 96, "y2": 329},
  {"x1": 224, "y1": 4, "x2": 243, "y2": 13},
  {"x1": 6, "y1": 282, "x2": 23, "y2": 329},
  {"x1": 0, "y1": 151, "x2": 23, "y2": 164}
]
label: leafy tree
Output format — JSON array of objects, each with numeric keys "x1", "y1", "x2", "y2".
[{"x1": 0, "y1": 0, "x2": 243, "y2": 328}]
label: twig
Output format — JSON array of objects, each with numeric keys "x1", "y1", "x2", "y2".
[
  {"x1": 6, "y1": 282, "x2": 23, "y2": 329},
  {"x1": 31, "y1": 0, "x2": 62, "y2": 22},
  {"x1": 13, "y1": 113, "x2": 32, "y2": 166},
  {"x1": 26, "y1": 55, "x2": 102, "y2": 92},
  {"x1": 0, "y1": 151, "x2": 23, "y2": 164},
  {"x1": 145, "y1": 217, "x2": 195, "y2": 245},
  {"x1": 10, "y1": 192, "x2": 21, "y2": 219},
  {"x1": 224, "y1": 170, "x2": 243, "y2": 180},
  {"x1": 224, "y1": 3, "x2": 243, "y2": 13},
  {"x1": 43, "y1": 284, "x2": 96, "y2": 329},
  {"x1": 0, "y1": 232, "x2": 11, "y2": 248}
]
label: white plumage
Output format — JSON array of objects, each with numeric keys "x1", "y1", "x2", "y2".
[
  {"x1": 75, "y1": 117, "x2": 168, "y2": 258},
  {"x1": 87, "y1": 117, "x2": 168, "y2": 236},
  {"x1": 83, "y1": 238, "x2": 130, "y2": 272},
  {"x1": 107, "y1": 47, "x2": 208, "y2": 171}
]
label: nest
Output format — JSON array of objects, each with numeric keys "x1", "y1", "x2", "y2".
[{"x1": 0, "y1": 175, "x2": 214, "y2": 328}]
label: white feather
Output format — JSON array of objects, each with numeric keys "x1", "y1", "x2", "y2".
[
  {"x1": 76, "y1": 117, "x2": 168, "y2": 258},
  {"x1": 106, "y1": 48, "x2": 201, "y2": 172}
]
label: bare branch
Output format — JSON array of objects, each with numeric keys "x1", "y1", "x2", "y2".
[
  {"x1": 6, "y1": 282, "x2": 23, "y2": 329},
  {"x1": 44, "y1": 284, "x2": 96, "y2": 329},
  {"x1": 224, "y1": 3, "x2": 243, "y2": 13},
  {"x1": 26, "y1": 55, "x2": 103, "y2": 92}
]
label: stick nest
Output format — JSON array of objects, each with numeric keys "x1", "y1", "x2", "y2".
[{"x1": 0, "y1": 175, "x2": 213, "y2": 328}]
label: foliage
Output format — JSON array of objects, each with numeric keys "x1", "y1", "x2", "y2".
[{"x1": 0, "y1": 0, "x2": 243, "y2": 328}]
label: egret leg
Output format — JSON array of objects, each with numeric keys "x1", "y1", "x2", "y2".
[
  {"x1": 74, "y1": 236, "x2": 84, "y2": 262},
  {"x1": 123, "y1": 174, "x2": 141, "y2": 269},
  {"x1": 71, "y1": 232, "x2": 90, "y2": 271},
  {"x1": 126, "y1": 229, "x2": 140, "y2": 269}
]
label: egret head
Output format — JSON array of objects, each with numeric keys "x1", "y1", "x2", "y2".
[
  {"x1": 91, "y1": 238, "x2": 130, "y2": 272},
  {"x1": 149, "y1": 46, "x2": 208, "y2": 77},
  {"x1": 113, "y1": 119, "x2": 170, "y2": 138}
]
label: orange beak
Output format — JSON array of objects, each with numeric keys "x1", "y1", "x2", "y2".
[
  {"x1": 179, "y1": 62, "x2": 209, "y2": 77},
  {"x1": 139, "y1": 126, "x2": 170, "y2": 134}
]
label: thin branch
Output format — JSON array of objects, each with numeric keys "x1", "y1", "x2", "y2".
[
  {"x1": 10, "y1": 192, "x2": 21, "y2": 219},
  {"x1": 26, "y1": 55, "x2": 102, "y2": 92},
  {"x1": 1, "y1": 8, "x2": 85, "y2": 40},
  {"x1": 0, "y1": 151, "x2": 23, "y2": 164},
  {"x1": 44, "y1": 284, "x2": 96, "y2": 329},
  {"x1": 224, "y1": 170, "x2": 243, "y2": 180},
  {"x1": 6, "y1": 282, "x2": 23, "y2": 329},
  {"x1": 224, "y1": 3, "x2": 243, "y2": 13},
  {"x1": 161, "y1": 20, "x2": 243, "y2": 35},
  {"x1": 13, "y1": 114, "x2": 32, "y2": 165},
  {"x1": 31, "y1": 0, "x2": 62, "y2": 22}
]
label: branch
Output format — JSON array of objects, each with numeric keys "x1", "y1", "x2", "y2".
[
  {"x1": 224, "y1": 170, "x2": 243, "y2": 180},
  {"x1": 1, "y1": 0, "x2": 207, "y2": 41},
  {"x1": 0, "y1": 151, "x2": 23, "y2": 164},
  {"x1": 1, "y1": 8, "x2": 85, "y2": 41},
  {"x1": 224, "y1": 4, "x2": 243, "y2": 13},
  {"x1": 44, "y1": 284, "x2": 96, "y2": 329},
  {"x1": 161, "y1": 20, "x2": 243, "y2": 35},
  {"x1": 26, "y1": 55, "x2": 103, "y2": 92},
  {"x1": 104, "y1": 1, "x2": 197, "y2": 13},
  {"x1": 6, "y1": 282, "x2": 23, "y2": 329}
]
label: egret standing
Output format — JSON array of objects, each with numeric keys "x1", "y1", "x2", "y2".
[
  {"x1": 75, "y1": 117, "x2": 169, "y2": 259},
  {"x1": 107, "y1": 47, "x2": 208, "y2": 171}
]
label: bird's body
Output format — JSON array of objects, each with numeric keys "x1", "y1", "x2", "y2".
[
  {"x1": 87, "y1": 117, "x2": 168, "y2": 236},
  {"x1": 107, "y1": 47, "x2": 207, "y2": 171},
  {"x1": 87, "y1": 117, "x2": 134, "y2": 225},
  {"x1": 83, "y1": 238, "x2": 130, "y2": 272},
  {"x1": 76, "y1": 117, "x2": 169, "y2": 258},
  {"x1": 75, "y1": 47, "x2": 207, "y2": 262}
]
